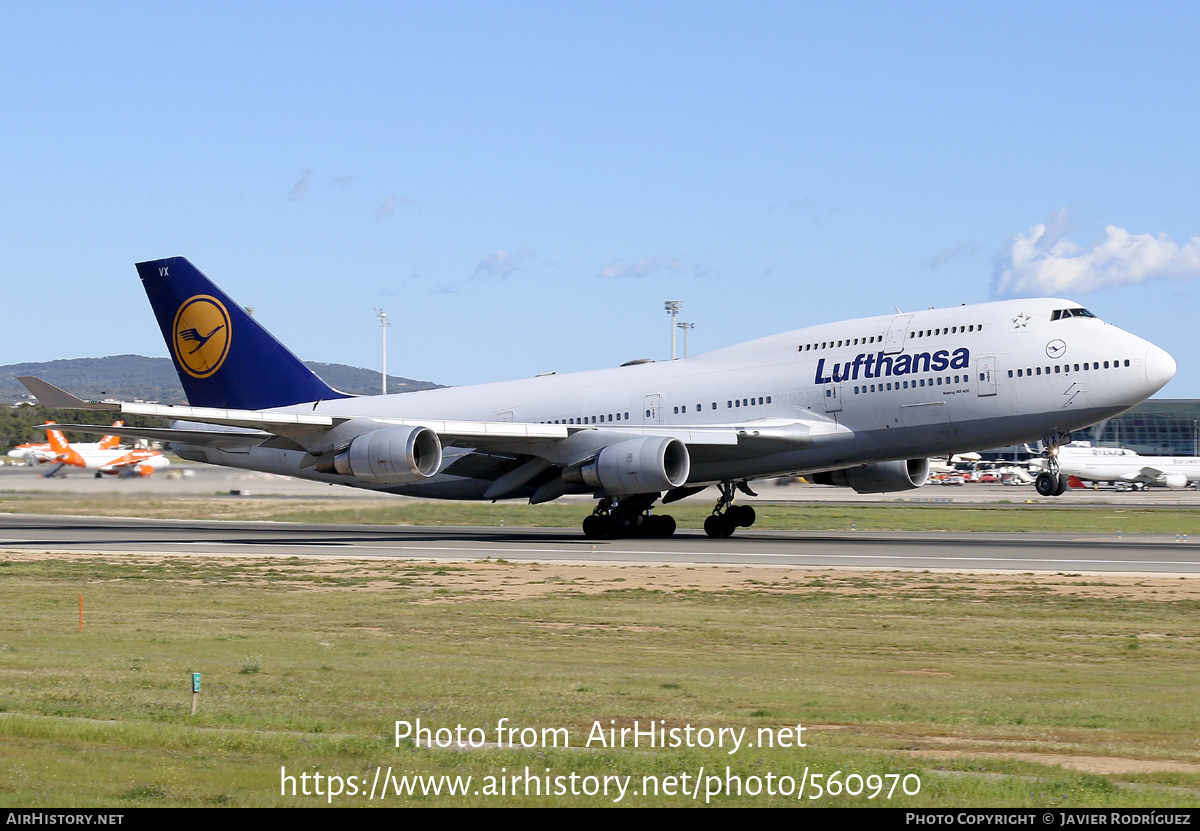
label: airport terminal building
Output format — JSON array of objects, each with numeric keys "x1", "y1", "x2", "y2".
[
  {"x1": 1075, "y1": 399, "x2": 1200, "y2": 456},
  {"x1": 984, "y1": 399, "x2": 1200, "y2": 459}
]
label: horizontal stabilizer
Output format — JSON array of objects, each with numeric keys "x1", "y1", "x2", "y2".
[
  {"x1": 18, "y1": 377, "x2": 118, "y2": 411},
  {"x1": 46, "y1": 423, "x2": 275, "y2": 448}
]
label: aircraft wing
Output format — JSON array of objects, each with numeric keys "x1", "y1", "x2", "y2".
[{"x1": 19, "y1": 378, "x2": 825, "y2": 462}]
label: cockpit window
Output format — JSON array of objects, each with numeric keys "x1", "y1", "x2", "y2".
[{"x1": 1051, "y1": 308, "x2": 1097, "y2": 321}]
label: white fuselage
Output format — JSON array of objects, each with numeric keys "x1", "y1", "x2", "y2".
[
  {"x1": 174, "y1": 297, "x2": 1175, "y2": 499},
  {"x1": 1057, "y1": 446, "x2": 1200, "y2": 488}
]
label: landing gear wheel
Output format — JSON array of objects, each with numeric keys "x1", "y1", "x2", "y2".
[
  {"x1": 655, "y1": 514, "x2": 676, "y2": 538},
  {"x1": 1035, "y1": 471, "x2": 1061, "y2": 497},
  {"x1": 582, "y1": 515, "x2": 605, "y2": 539},
  {"x1": 704, "y1": 514, "x2": 735, "y2": 538},
  {"x1": 1054, "y1": 473, "x2": 1069, "y2": 496},
  {"x1": 730, "y1": 505, "x2": 756, "y2": 527}
]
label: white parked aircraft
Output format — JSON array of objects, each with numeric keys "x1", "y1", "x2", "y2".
[
  {"x1": 20, "y1": 257, "x2": 1176, "y2": 537},
  {"x1": 1050, "y1": 442, "x2": 1200, "y2": 492}
]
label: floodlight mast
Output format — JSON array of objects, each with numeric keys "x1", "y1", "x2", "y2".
[
  {"x1": 664, "y1": 300, "x2": 683, "y2": 359},
  {"x1": 373, "y1": 308, "x2": 390, "y2": 395},
  {"x1": 677, "y1": 321, "x2": 694, "y2": 358}
]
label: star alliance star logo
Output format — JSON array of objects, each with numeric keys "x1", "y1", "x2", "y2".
[{"x1": 1012, "y1": 313, "x2": 1030, "y2": 329}]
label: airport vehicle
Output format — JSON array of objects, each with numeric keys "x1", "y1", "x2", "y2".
[
  {"x1": 20, "y1": 257, "x2": 1175, "y2": 537},
  {"x1": 37, "y1": 422, "x2": 170, "y2": 478},
  {"x1": 7, "y1": 421, "x2": 124, "y2": 463},
  {"x1": 1045, "y1": 442, "x2": 1200, "y2": 493}
]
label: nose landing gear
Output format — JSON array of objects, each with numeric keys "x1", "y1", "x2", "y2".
[{"x1": 1034, "y1": 432, "x2": 1071, "y2": 497}]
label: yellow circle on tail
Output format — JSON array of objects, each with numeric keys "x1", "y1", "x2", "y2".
[{"x1": 172, "y1": 295, "x2": 231, "y2": 379}]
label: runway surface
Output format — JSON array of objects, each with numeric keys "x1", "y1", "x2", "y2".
[{"x1": 2, "y1": 513, "x2": 1199, "y2": 574}]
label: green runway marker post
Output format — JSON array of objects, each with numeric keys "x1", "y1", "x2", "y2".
[{"x1": 191, "y1": 672, "x2": 201, "y2": 715}]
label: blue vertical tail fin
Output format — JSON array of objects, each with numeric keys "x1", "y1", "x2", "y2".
[{"x1": 137, "y1": 257, "x2": 350, "y2": 409}]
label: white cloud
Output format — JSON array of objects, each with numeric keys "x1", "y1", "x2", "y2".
[
  {"x1": 923, "y1": 241, "x2": 980, "y2": 268},
  {"x1": 472, "y1": 247, "x2": 535, "y2": 282},
  {"x1": 288, "y1": 169, "x2": 313, "y2": 202},
  {"x1": 993, "y1": 208, "x2": 1200, "y2": 297},
  {"x1": 596, "y1": 255, "x2": 685, "y2": 280},
  {"x1": 374, "y1": 194, "x2": 415, "y2": 220}
]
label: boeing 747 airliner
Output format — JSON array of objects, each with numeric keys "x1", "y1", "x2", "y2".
[{"x1": 21, "y1": 257, "x2": 1176, "y2": 538}]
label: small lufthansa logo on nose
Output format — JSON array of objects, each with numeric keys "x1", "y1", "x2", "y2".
[
  {"x1": 173, "y1": 295, "x2": 231, "y2": 378},
  {"x1": 1046, "y1": 339, "x2": 1067, "y2": 359}
]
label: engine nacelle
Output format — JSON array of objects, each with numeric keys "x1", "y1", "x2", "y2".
[
  {"x1": 329, "y1": 426, "x2": 443, "y2": 484},
  {"x1": 1163, "y1": 472, "x2": 1188, "y2": 490},
  {"x1": 563, "y1": 436, "x2": 691, "y2": 495},
  {"x1": 811, "y1": 458, "x2": 930, "y2": 494}
]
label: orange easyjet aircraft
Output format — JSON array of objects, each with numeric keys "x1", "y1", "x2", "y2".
[
  {"x1": 7, "y1": 421, "x2": 125, "y2": 464},
  {"x1": 38, "y1": 422, "x2": 170, "y2": 478}
]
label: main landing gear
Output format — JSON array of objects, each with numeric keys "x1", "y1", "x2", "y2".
[
  {"x1": 582, "y1": 494, "x2": 677, "y2": 539},
  {"x1": 1034, "y1": 431, "x2": 1071, "y2": 497},
  {"x1": 703, "y1": 480, "x2": 758, "y2": 538}
]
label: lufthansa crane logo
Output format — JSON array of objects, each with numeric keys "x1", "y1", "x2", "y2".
[
  {"x1": 1046, "y1": 339, "x2": 1067, "y2": 359},
  {"x1": 172, "y1": 295, "x2": 231, "y2": 378}
]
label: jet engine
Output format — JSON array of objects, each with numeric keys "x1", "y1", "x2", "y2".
[
  {"x1": 563, "y1": 436, "x2": 690, "y2": 494},
  {"x1": 1163, "y1": 473, "x2": 1188, "y2": 489},
  {"x1": 325, "y1": 426, "x2": 443, "y2": 484},
  {"x1": 811, "y1": 458, "x2": 930, "y2": 494}
]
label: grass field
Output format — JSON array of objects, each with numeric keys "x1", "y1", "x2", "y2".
[
  {"x1": 2, "y1": 538, "x2": 1200, "y2": 807},
  {"x1": 3, "y1": 492, "x2": 1200, "y2": 534}
]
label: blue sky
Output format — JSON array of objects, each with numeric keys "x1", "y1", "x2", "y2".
[{"x1": 2, "y1": 2, "x2": 1198, "y2": 395}]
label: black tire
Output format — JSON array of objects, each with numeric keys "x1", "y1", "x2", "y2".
[
  {"x1": 657, "y1": 515, "x2": 676, "y2": 538},
  {"x1": 1054, "y1": 473, "x2": 1069, "y2": 496},
  {"x1": 732, "y1": 505, "x2": 756, "y2": 527},
  {"x1": 704, "y1": 514, "x2": 736, "y2": 539},
  {"x1": 582, "y1": 515, "x2": 606, "y2": 539},
  {"x1": 1035, "y1": 471, "x2": 1060, "y2": 497}
]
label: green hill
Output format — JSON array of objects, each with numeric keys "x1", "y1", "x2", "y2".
[{"x1": 0, "y1": 355, "x2": 441, "y2": 405}]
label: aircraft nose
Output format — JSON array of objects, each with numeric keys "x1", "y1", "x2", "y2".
[{"x1": 1144, "y1": 343, "x2": 1177, "y2": 393}]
